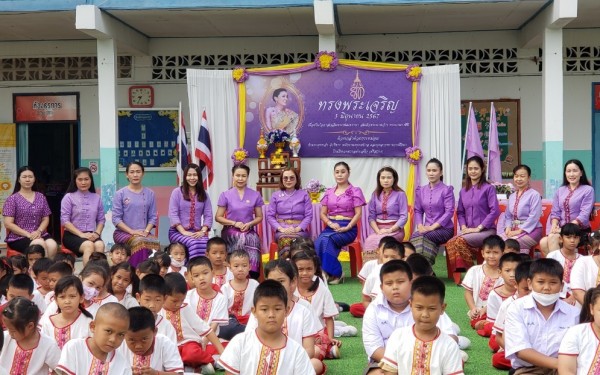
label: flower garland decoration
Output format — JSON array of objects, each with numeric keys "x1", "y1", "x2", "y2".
[
  {"x1": 315, "y1": 51, "x2": 338, "y2": 72},
  {"x1": 405, "y1": 64, "x2": 422, "y2": 82},
  {"x1": 232, "y1": 67, "x2": 248, "y2": 83},
  {"x1": 405, "y1": 146, "x2": 423, "y2": 165},
  {"x1": 231, "y1": 148, "x2": 249, "y2": 166},
  {"x1": 266, "y1": 129, "x2": 291, "y2": 145},
  {"x1": 306, "y1": 179, "x2": 326, "y2": 194}
]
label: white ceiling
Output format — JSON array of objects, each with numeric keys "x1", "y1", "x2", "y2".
[{"x1": 0, "y1": 1, "x2": 597, "y2": 43}]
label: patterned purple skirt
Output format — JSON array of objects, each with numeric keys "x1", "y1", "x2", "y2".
[
  {"x1": 113, "y1": 229, "x2": 160, "y2": 268},
  {"x1": 221, "y1": 226, "x2": 261, "y2": 274}
]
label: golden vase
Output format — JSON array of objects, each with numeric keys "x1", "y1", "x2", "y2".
[
  {"x1": 256, "y1": 132, "x2": 268, "y2": 159},
  {"x1": 309, "y1": 191, "x2": 321, "y2": 203}
]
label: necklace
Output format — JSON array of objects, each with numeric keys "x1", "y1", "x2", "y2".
[{"x1": 281, "y1": 189, "x2": 296, "y2": 197}]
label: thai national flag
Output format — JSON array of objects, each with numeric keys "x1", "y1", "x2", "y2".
[
  {"x1": 195, "y1": 110, "x2": 214, "y2": 189},
  {"x1": 176, "y1": 110, "x2": 191, "y2": 185}
]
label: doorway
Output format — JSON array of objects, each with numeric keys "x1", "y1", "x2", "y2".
[{"x1": 17, "y1": 122, "x2": 79, "y2": 239}]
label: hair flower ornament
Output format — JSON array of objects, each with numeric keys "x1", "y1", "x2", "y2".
[
  {"x1": 315, "y1": 51, "x2": 338, "y2": 72},
  {"x1": 405, "y1": 146, "x2": 423, "y2": 165},
  {"x1": 232, "y1": 67, "x2": 248, "y2": 83},
  {"x1": 231, "y1": 148, "x2": 249, "y2": 166},
  {"x1": 406, "y1": 64, "x2": 422, "y2": 82}
]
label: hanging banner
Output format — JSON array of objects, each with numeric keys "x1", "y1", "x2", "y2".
[
  {"x1": 236, "y1": 57, "x2": 419, "y2": 158},
  {"x1": 0, "y1": 123, "x2": 17, "y2": 243},
  {"x1": 14, "y1": 94, "x2": 78, "y2": 122}
]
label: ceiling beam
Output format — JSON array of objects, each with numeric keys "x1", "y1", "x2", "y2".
[
  {"x1": 519, "y1": 0, "x2": 577, "y2": 49},
  {"x1": 76, "y1": 4, "x2": 149, "y2": 56}
]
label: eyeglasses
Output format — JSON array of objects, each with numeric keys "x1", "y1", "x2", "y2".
[{"x1": 282, "y1": 176, "x2": 296, "y2": 181}]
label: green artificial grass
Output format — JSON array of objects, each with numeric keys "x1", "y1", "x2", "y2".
[{"x1": 326, "y1": 254, "x2": 506, "y2": 374}]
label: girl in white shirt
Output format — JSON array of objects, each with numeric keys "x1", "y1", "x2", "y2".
[
  {"x1": 108, "y1": 262, "x2": 139, "y2": 309},
  {"x1": 559, "y1": 286, "x2": 600, "y2": 374},
  {"x1": 292, "y1": 249, "x2": 341, "y2": 360},
  {"x1": 39, "y1": 275, "x2": 93, "y2": 349}
]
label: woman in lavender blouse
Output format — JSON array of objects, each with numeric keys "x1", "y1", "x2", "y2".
[
  {"x1": 112, "y1": 161, "x2": 159, "y2": 267},
  {"x1": 2, "y1": 166, "x2": 57, "y2": 257},
  {"x1": 446, "y1": 156, "x2": 500, "y2": 277},
  {"x1": 363, "y1": 166, "x2": 408, "y2": 262},
  {"x1": 215, "y1": 164, "x2": 264, "y2": 279},
  {"x1": 60, "y1": 167, "x2": 105, "y2": 265},
  {"x1": 168, "y1": 163, "x2": 212, "y2": 260},
  {"x1": 315, "y1": 161, "x2": 366, "y2": 284},
  {"x1": 499, "y1": 164, "x2": 543, "y2": 253},
  {"x1": 540, "y1": 159, "x2": 595, "y2": 255},
  {"x1": 266, "y1": 168, "x2": 312, "y2": 259},
  {"x1": 410, "y1": 159, "x2": 455, "y2": 264}
]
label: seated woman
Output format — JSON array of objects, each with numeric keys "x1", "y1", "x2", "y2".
[
  {"x1": 60, "y1": 167, "x2": 105, "y2": 265},
  {"x1": 266, "y1": 168, "x2": 312, "y2": 259},
  {"x1": 363, "y1": 166, "x2": 408, "y2": 262},
  {"x1": 499, "y1": 164, "x2": 543, "y2": 253},
  {"x1": 112, "y1": 161, "x2": 160, "y2": 267},
  {"x1": 315, "y1": 161, "x2": 366, "y2": 284},
  {"x1": 410, "y1": 158, "x2": 455, "y2": 264},
  {"x1": 168, "y1": 163, "x2": 212, "y2": 260},
  {"x1": 2, "y1": 166, "x2": 58, "y2": 258},
  {"x1": 215, "y1": 164, "x2": 264, "y2": 279},
  {"x1": 539, "y1": 159, "x2": 595, "y2": 255},
  {"x1": 445, "y1": 156, "x2": 500, "y2": 282}
]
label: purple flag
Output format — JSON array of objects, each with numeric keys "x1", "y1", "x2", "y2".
[
  {"x1": 466, "y1": 104, "x2": 484, "y2": 160},
  {"x1": 487, "y1": 102, "x2": 502, "y2": 182}
]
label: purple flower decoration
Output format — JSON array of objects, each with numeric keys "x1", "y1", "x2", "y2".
[
  {"x1": 406, "y1": 64, "x2": 422, "y2": 82},
  {"x1": 232, "y1": 67, "x2": 248, "y2": 83},
  {"x1": 315, "y1": 51, "x2": 338, "y2": 72},
  {"x1": 405, "y1": 146, "x2": 423, "y2": 165},
  {"x1": 231, "y1": 148, "x2": 249, "y2": 166}
]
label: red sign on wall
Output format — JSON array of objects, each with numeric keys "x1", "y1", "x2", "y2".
[{"x1": 14, "y1": 94, "x2": 78, "y2": 122}]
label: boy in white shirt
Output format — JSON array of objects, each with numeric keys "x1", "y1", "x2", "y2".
[
  {"x1": 491, "y1": 260, "x2": 532, "y2": 370},
  {"x1": 380, "y1": 276, "x2": 464, "y2": 374},
  {"x1": 218, "y1": 279, "x2": 315, "y2": 374},
  {"x1": 504, "y1": 258, "x2": 580, "y2": 372},
  {"x1": 136, "y1": 274, "x2": 178, "y2": 343},
  {"x1": 350, "y1": 236, "x2": 397, "y2": 318},
  {"x1": 184, "y1": 256, "x2": 228, "y2": 335},
  {"x1": 56, "y1": 303, "x2": 132, "y2": 375},
  {"x1": 160, "y1": 272, "x2": 224, "y2": 373},
  {"x1": 119, "y1": 306, "x2": 184, "y2": 374},
  {"x1": 362, "y1": 241, "x2": 404, "y2": 309}
]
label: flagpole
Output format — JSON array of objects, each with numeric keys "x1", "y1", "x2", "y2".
[
  {"x1": 178, "y1": 101, "x2": 182, "y2": 184},
  {"x1": 461, "y1": 101, "x2": 472, "y2": 170},
  {"x1": 486, "y1": 102, "x2": 492, "y2": 180}
]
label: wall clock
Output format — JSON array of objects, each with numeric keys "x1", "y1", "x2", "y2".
[{"x1": 128, "y1": 85, "x2": 154, "y2": 108}]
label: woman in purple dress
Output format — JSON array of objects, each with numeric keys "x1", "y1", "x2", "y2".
[
  {"x1": 215, "y1": 164, "x2": 264, "y2": 279},
  {"x1": 2, "y1": 166, "x2": 58, "y2": 257},
  {"x1": 60, "y1": 167, "x2": 105, "y2": 265},
  {"x1": 540, "y1": 159, "x2": 595, "y2": 255},
  {"x1": 315, "y1": 161, "x2": 366, "y2": 284},
  {"x1": 168, "y1": 163, "x2": 212, "y2": 260},
  {"x1": 112, "y1": 161, "x2": 159, "y2": 267},
  {"x1": 410, "y1": 159, "x2": 455, "y2": 264},
  {"x1": 445, "y1": 156, "x2": 500, "y2": 275},
  {"x1": 266, "y1": 168, "x2": 312, "y2": 259},
  {"x1": 363, "y1": 166, "x2": 408, "y2": 262},
  {"x1": 499, "y1": 164, "x2": 543, "y2": 253}
]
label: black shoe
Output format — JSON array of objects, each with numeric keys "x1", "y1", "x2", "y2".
[{"x1": 336, "y1": 302, "x2": 350, "y2": 312}]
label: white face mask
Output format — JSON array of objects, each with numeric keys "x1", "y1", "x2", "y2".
[
  {"x1": 531, "y1": 291, "x2": 561, "y2": 306},
  {"x1": 171, "y1": 258, "x2": 185, "y2": 268},
  {"x1": 83, "y1": 285, "x2": 100, "y2": 301}
]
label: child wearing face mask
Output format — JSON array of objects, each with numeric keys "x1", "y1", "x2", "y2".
[
  {"x1": 166, "y1": 242, "x2": 188, "y2": 276},
  {"x1": 504, "y1": 258, "x2": 580, "y2": 373},
  {"x1": 41, "y1": 264, "x2": 117, "y2": 320}
]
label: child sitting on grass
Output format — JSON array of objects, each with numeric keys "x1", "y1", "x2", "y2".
[
  {"x1": 218, "y1": 280, "x2": 315, "y2": 374},
  {"x1": 380, "y1": 276, "x2": 464, "y2": 374},
  {"x1": 491, "y1": 260, "x2": 532, "y2": 370},
  {"x1": 546, "y1": 223, "x2": 582, "y2": 306},
  {"x1": 478, "y1": 251, "x2": 522, "y2": 339},
  {"x1": 505, "y1": 258, "x2": 579, "y2": 373},
  {"x1": 462, "y1": 234, "x2": 503, "y2": 330}
]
